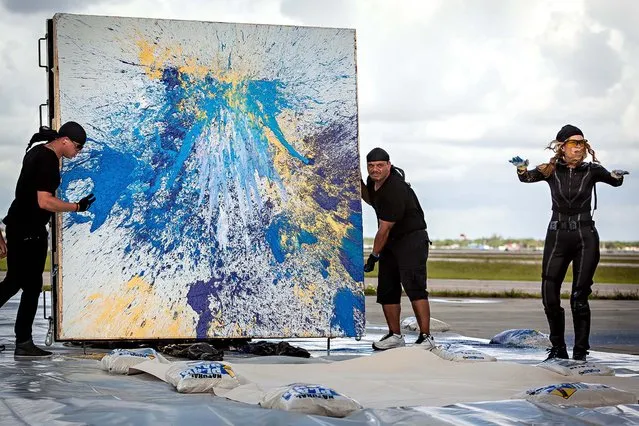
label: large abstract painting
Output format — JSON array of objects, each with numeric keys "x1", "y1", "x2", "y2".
[{"x1": 52, "y1": 14, "x2": 363, "y2": 340}]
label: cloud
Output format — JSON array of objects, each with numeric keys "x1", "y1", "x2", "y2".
[
  {"x1": 0, "y1": 0, "x2": 110, "y2": 14},
  {"x1": 540, "y1": 27, "x2": 623, "y2": 98},
  {"x1": 0, "y1": 0, "x2": 638, "y2": 240},
  {"x1": 586, "y1": 0, "x2": 639, "y2": 45},
  {"x1": 280, "y1": 0, "x2": 356, "y2": 28}
]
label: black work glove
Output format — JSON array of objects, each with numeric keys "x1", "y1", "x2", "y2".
[
  {"x1": 364, "y1": 253, "x2": 380, "y2": 273},
  {"x1": 77, "y1": 193, "x2": 96, "y2": 212}
]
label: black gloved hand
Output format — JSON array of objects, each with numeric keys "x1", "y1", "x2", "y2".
[
  {"x1": 364, "y1": 253, "x2": 380, "y2": 273},
  {"x1": 77, "y1": 193, "x2": 96, "y2": 212}
]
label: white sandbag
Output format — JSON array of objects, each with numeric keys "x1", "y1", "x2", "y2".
[
  {"x1": 431, "y1": 344, "x2": 497, "y2": 362},
  {"x1": 165, "y1": 361, "x2": 241, "y2": 393},
  {"x1": 518, "y1": 382, "x2": 637, "y2": 408},
  {"x1": 489, "y1": 329, "x2": 549, "y2": 348},
  {"x1": 100, "y1": 348, "x2": 167, "y2": 375},
  {"x1": 401, "y1": 316, "x2": 450, "y2": 332},
  {"x1": 537, "y1": 358, "x2": 614, "y2": 376},
  {"x1": 260, "y1": 383, "x2": 362, "y2": 418}
]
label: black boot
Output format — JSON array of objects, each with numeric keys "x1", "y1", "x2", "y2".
[
  {"x1": 545, "y1": 346, "x2": 569, "y2": 361},
  {"x1": 572, "y1": 300, "x2": 591, "y2": 362},
  {"x1": 14, "y1": 340, "x2": 52, "y2": 357},
  {"x1": 573, "y1": 349, "x2": 589, "y2": 361},
  {"x1": 544, "y1": 307, "x2": 566, "y2": 348}
]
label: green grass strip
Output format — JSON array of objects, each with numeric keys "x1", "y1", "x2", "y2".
[
  {"x1": 366, "y1": 261, "x2": 639, "y2": 284},
  {"x1": 3, "y1": 256, "x2": 636, "y2": 285}
]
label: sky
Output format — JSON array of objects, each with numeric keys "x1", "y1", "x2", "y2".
[{"x1": 0, "y1": 0, "x2": 637, "y2": 241}]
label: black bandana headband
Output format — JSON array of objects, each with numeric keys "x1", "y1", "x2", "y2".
[{"x1": 366, "y1": 147, "x2": 390, "y2": 162}]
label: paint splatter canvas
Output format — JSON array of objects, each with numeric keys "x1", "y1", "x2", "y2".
[{"x1": 52, "y1": 14, "x2": 363, "y2": 340}]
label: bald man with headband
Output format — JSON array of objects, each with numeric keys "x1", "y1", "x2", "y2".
[{"x1": 361, "y1": 148, "x2": 435, "y2": 350}]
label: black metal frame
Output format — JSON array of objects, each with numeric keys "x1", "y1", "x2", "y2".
[{"x1": 38, "y1": 19, "x2": 57, "y2": 343}]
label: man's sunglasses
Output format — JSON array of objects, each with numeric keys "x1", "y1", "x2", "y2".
[{"x1": 68, "y1": 138, "x2": 83, "y2": 151}]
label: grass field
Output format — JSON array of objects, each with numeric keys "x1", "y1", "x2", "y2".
[
  {"x1": 431, "y1": 253, "x2": 639, "y2": 265},
  {"x1": 423, "y1": 261, "x2": 636, "y2": 284},
  {"x1": 364, "y1": 262, "x2": 639, "y2": 284},
  {"x1": 364, "y1": 251, "x2": 639, "y2": 284}
]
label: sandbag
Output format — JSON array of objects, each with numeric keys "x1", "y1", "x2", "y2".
[
  {"x1": 260, "y1": 383, "x2": 362, "y2": 418},
  {"x1": 431, "y1": 344, "x2": 496, "y2": 362},
  {"x1": 518, "y1": 382, "x2": 637, "y2": 408},
  {"x1": 490, "y1": 329, "x2": 549, "y2": 348},
  {"x1": 537, "y1": 358, "x2": 614, "y2": 376},
  {"x1": 165, "y1": 361, "x2": 241, "y2": 393},
  {"x1": 100, "y1": 348, "x2": 167, "y2": 375},
  {"x1": 401, "y1": 316, "x2": 450, "y2": 333}
]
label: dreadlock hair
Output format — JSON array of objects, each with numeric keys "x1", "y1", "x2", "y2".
[
  {"x1": 536, "y1": 139, "x2": 600, "y2": 178},
  {"x1": 26, "y1": 126, "x2": 59, "y2": 152},
  {"x1": 391, "y1": 165, "x2": 405, "y2": 180}
]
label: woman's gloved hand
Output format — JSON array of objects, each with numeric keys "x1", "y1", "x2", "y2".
[{"x1": 509, "y1": 156, "x2": 529, "y2": 169}]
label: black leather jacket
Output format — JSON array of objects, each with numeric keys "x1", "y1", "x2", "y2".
[{"x1": 517, "y1": 161, "x2": 623, "y2": 219}]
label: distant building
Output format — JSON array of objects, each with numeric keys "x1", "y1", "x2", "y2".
[{"x1": 498, "y1": 243, "x2": 521, "y2": 251}]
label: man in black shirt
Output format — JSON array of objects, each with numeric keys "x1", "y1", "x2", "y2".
[
  {"x1": 361, "y1": 148, "x2": 435, "y2": 350},
  {"x1": 511, "y1": 124, "x2": 628, "y2": 362},
  {"x1": 0, "y1": 122, "x2": 96, "y2": 357}
]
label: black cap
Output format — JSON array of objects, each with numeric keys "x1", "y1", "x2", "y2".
[
  {"x1": 556, "y1": 124, "x2": 583, "y2": 142},
  {"x1": 366, "y1": 147, "x2": 390, "y2": 162},
  {"x1": 58, "y1": 121, "x2": 87, "y2": 146}
]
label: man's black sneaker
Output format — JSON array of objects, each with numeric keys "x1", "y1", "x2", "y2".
[
  {"x1": 0, "y1": 344, "x2": 5, "y2": 353},
  {"x1": 545, "y1": 346, "x2": 569, "y2": 361},
  {"x1": 573, "y1": 350, "x2": 589, "y2": 361},
  {"x1": 414, "y1": 333, "x2": 436, "y2": 350},
  {"x1": 14, "y1": 340, "x2": 52, "y2": 358}
]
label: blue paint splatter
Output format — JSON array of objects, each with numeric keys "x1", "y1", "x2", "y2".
[
  {"x1": 265, "y1": 215, "x2": 319, "y2": 264},
  {"x1": 62, "y1": 67, "x2": 319, "y2": 258},
  {"x1": 298, "y1": 229, "x2": 318, "y2": 246},
  {"x1": 312, "y1": 186, "x2": 340, "y2": 211},
  {"x1": 187, "y1": 277, "x2": 224, "y2": 339},
  {"x1": 305, "y1": 116, "x2": 359, "y2": 187},
  {"x1": 61, "y1": 58, "x2": 363, "y2": 337},
  {"x1": 339, "y1": 212, "x2": 364, "y2": 283},
  {"x1": 265, "y1": 218, "x2": 287, "y2": 263},
  {"x1": 319, "y1": 259, "x2": 330, "y2": 279},
  {"x1": 330, "y1": 287, "x2": 364, "y2": 337}
]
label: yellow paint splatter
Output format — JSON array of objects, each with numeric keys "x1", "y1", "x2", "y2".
[
  {"x1": 74, "y1": 276, "x2": 196, "y2": 339},
  {"x1": 293, "y1": 282, "x2": 317, "y2": 307}
]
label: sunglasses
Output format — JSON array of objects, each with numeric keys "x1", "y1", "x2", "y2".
[
  {"x1": 564, "y1": 139, "x2": 587, "y2": 148},
  {"x1": 68, "y1": 138, "x2": 83, "y2": 151}
]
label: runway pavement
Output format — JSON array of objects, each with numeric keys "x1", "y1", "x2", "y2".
[{"x1": 366, "y1": 296, "x2": 639, "y2": 355}]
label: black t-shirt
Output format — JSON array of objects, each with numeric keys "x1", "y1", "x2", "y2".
[
  {"x1": 367, "y1": 170, "x2": 426, "y2": 239},
  {"x1": 3, "y1": 144, "x2": 60, "y2": 231}
]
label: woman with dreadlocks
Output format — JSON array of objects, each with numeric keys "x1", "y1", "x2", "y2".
[
  {"x1": 0, "y1": 122, "x2": 96, "y2": 357},
  {"x1": 510, "y1": 124, "x2": 629, "y2": 362}
]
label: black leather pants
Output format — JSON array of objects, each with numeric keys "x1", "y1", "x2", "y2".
[{"x1": 541, "y1": 223, "x2": 599, "y2": 352}]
